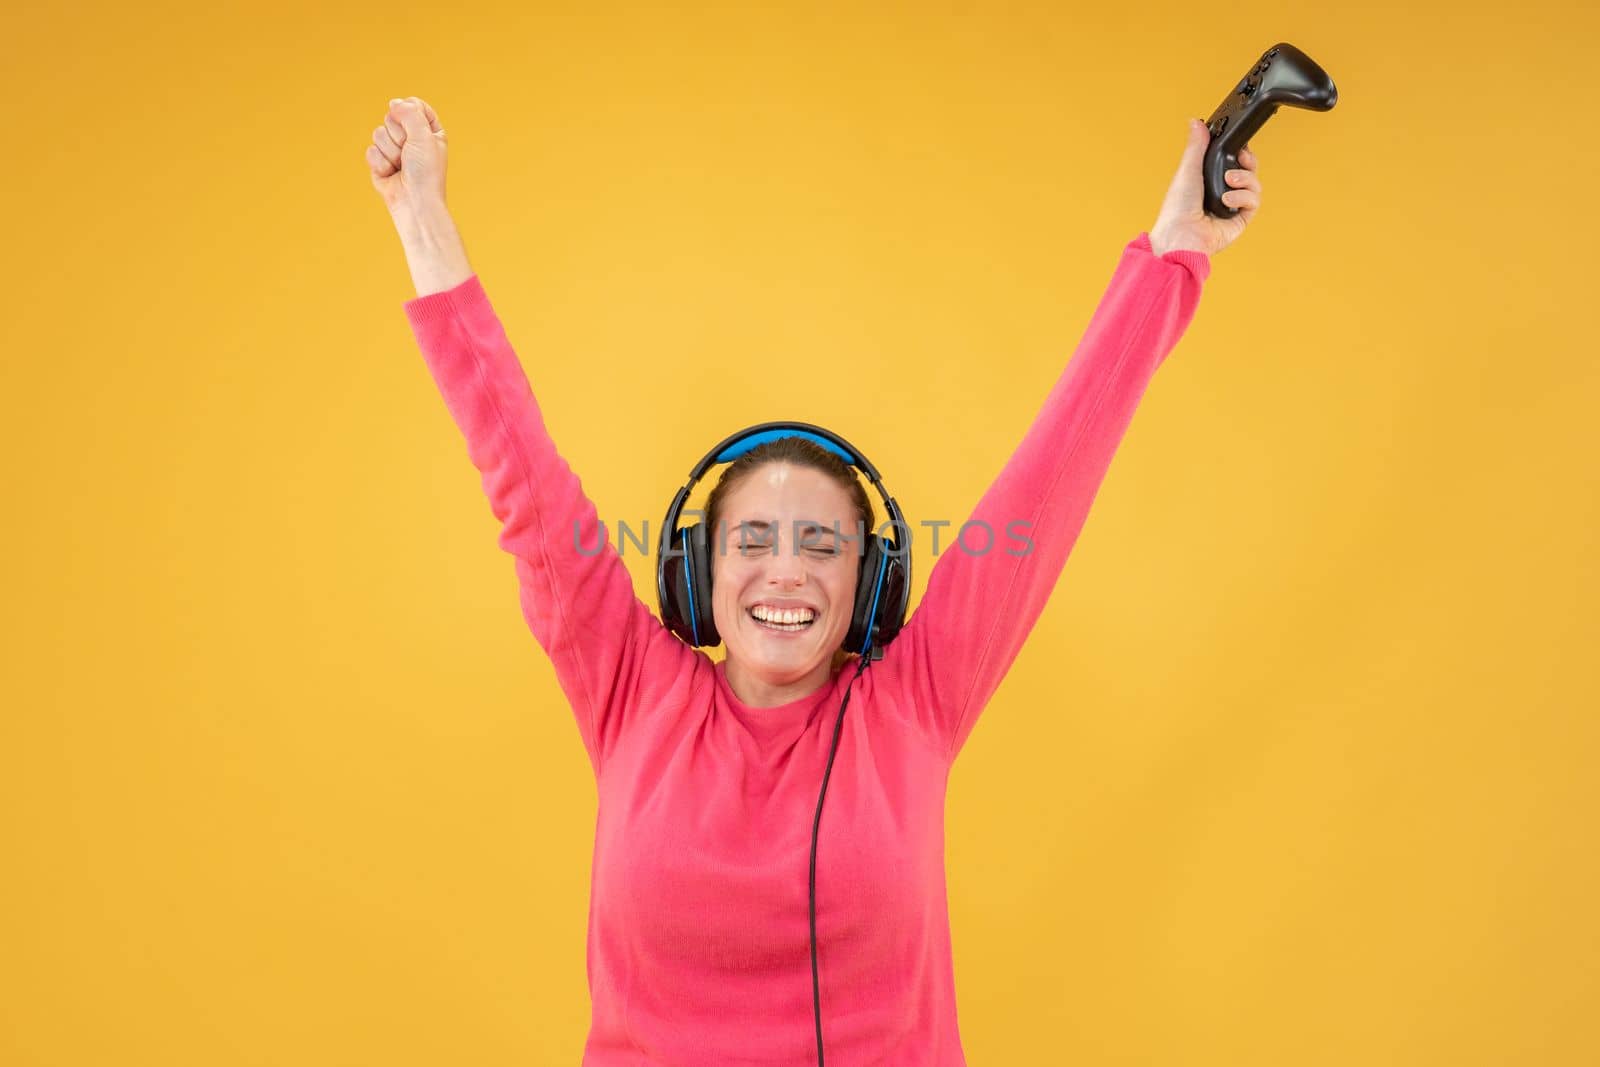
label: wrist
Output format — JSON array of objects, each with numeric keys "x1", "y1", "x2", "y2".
[
  {"x1": 392, "y1": 200, "x2": 473, "y2": 297},
  {"x1": 1148, "y1": 227, "x2": 1209, "y2": 260},
  {"x1": 392, "y1": 198, "x2": 455, "y2": 246}
]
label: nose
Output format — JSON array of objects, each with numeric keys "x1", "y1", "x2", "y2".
[{"x1": 766, "y1": 540, "x2": 808, "y2": 588}]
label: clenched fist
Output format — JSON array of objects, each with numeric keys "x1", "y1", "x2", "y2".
[
  {"x1": 367, "y1": 97, "x2": 449, "y2": 216},
  {"x1": 369, "y1": 95, "x2": 473, "y2": 296}
]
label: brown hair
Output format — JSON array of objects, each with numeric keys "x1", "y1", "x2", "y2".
[{"x1": 703, "y1": 436, "x2": 873, "y2": 571}]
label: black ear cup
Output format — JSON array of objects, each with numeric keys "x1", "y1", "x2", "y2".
[
  {"x1": 873, "y1": 546, "x2": 909, "y2": 651},
  {"x1": 660, "y1": 521, "x2": 719, "y2": 647},
  {"x1": 844, "y1": 532, "x2": 909, "y2": 657},
  {"x1": 685, "y1": 521, "x2": 717, "y2": 646},
  {"x1": 658, "y1": 527, "x2": 686, "y2": 643}
]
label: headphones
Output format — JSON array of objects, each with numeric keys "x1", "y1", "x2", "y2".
[
  {"x1": 656, "y1": 420, "x2": 911, "y2": 662},
  {"x1": 655, "y1": 421, "x2": 912, "y2": 1065}
]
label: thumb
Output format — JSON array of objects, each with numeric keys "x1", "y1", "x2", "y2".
[
  {"x1": 390, "y1": 99, "x2": 432, "y2": 141},
  {"x1": 1181, "y1": 118, "x2": 1210, "y2": 170},
  {"x1": 1155, "y1": 118, "x2": 1209, "y2": 229},
  {"x1": 1163, "y1": 118, "x2": 1209, "y2": 202}
]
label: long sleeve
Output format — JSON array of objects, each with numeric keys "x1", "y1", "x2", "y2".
[
  {"x1": 402, "y1": 275, "x2": 696, "y2": 777},
  {"x1": 885, "y1": 232, "x2": 1211, "y2": 763}
]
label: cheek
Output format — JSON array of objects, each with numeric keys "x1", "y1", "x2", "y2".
[
  {"x1": 826, "y1": 568, "x2": 859, "y2": 621},
  {"x1": 711, "y1": 560, "x2": 754, "y2": 615}
]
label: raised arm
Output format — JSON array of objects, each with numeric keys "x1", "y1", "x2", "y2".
[
  {"x1": 882, "y1": 119, "x2": 1262, "y2": 762},
  {"x1": 371, "y1": 98, "x2": 695, "y2": 776},
  {"x1": 884, "y1": 233, "x2": 1209, "y2": 762}
]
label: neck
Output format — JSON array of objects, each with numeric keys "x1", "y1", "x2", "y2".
[{"x1": 723, "y1": 654, "x2": 841, "y2": 708}]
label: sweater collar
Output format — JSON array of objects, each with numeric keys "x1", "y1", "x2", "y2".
[{"x1": 713, "y1": 659, "x2": 846, "y2": 748}]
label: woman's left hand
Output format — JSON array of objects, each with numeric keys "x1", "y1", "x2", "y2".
[{"x1": 1148, "y1": 119, "x2": 1262, "y2": 258}]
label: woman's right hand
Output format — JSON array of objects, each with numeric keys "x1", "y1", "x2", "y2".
[{"x1": 367, "y1": 96, "x2": 449, "y2": 218}]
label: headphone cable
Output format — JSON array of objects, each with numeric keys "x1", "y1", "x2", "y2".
[{"x1": 810, "y1": 650, "x2": 874, "y2": 1066}]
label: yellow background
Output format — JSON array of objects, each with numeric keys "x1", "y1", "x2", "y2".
[{"x1": 4, "y1": 2, "x2": 1597, "y2": 1063}]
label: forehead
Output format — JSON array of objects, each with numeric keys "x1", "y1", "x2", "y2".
[{"x1": 720, "y1": 463, "x2": 857, "y2": 522}]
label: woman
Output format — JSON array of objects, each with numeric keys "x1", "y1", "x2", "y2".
[{"x1": 367, "y1": 96, "x2": 1260, "y2": 1066}]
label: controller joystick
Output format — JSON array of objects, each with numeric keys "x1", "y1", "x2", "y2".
[{"x1": 1202, "y1": 43, "x2": 1338, "y2": 219}]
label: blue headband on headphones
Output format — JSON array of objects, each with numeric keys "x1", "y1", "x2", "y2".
[{"x1": 712, "y1": 428, "x2": 858, "y2": 467}]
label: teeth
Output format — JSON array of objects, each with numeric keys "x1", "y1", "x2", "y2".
[{"x1": 750, "y1": 605, "x2": 816, "y2": 625}]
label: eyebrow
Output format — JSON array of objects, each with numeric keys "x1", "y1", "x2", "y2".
[{"x1": 734, "y1": 519, "x2": 844, "y2": 541}]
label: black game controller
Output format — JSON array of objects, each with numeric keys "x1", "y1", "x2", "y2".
[{"x1": 1203, "y1": 43, "x2": 1337, "y2": 218}]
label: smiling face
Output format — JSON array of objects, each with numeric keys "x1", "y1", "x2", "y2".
[{"x1": 710, "y1": 461, "x2": 864, "y2": 708}]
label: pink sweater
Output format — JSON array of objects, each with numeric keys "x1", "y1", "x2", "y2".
[{"x1": 402, "y1": 232, "x2": 1209, "y2": 1064}]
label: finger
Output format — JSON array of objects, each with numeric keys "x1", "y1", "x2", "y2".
[
  {"x1": 372, "y1": 125, "x2": 402, "y2": 168},
  {"x1": 408, "y1": 96, "x2": 444, "y2": 134},
  {"x1": 1225, "y1": 168, "x2": 1260, "y2": 191},
  {"x1": 1239, "y1": 145, "x2": 1258, "y2": 170},
  {"x1": 366, "y1": 144, "x2": 397, "y2": 177},
  {"x1": 383, "y1": 109, "x2": 407, "y2": 148},
  {"x1": 1222, "y1": 188, "x2": 1260, "y2": 211},
  {"x1": 1167, "y1": 118, "x2": 1208, "y2": 194},
  {"x1": 391, "y1": 99, "x2": 434, "y2": 140}
]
